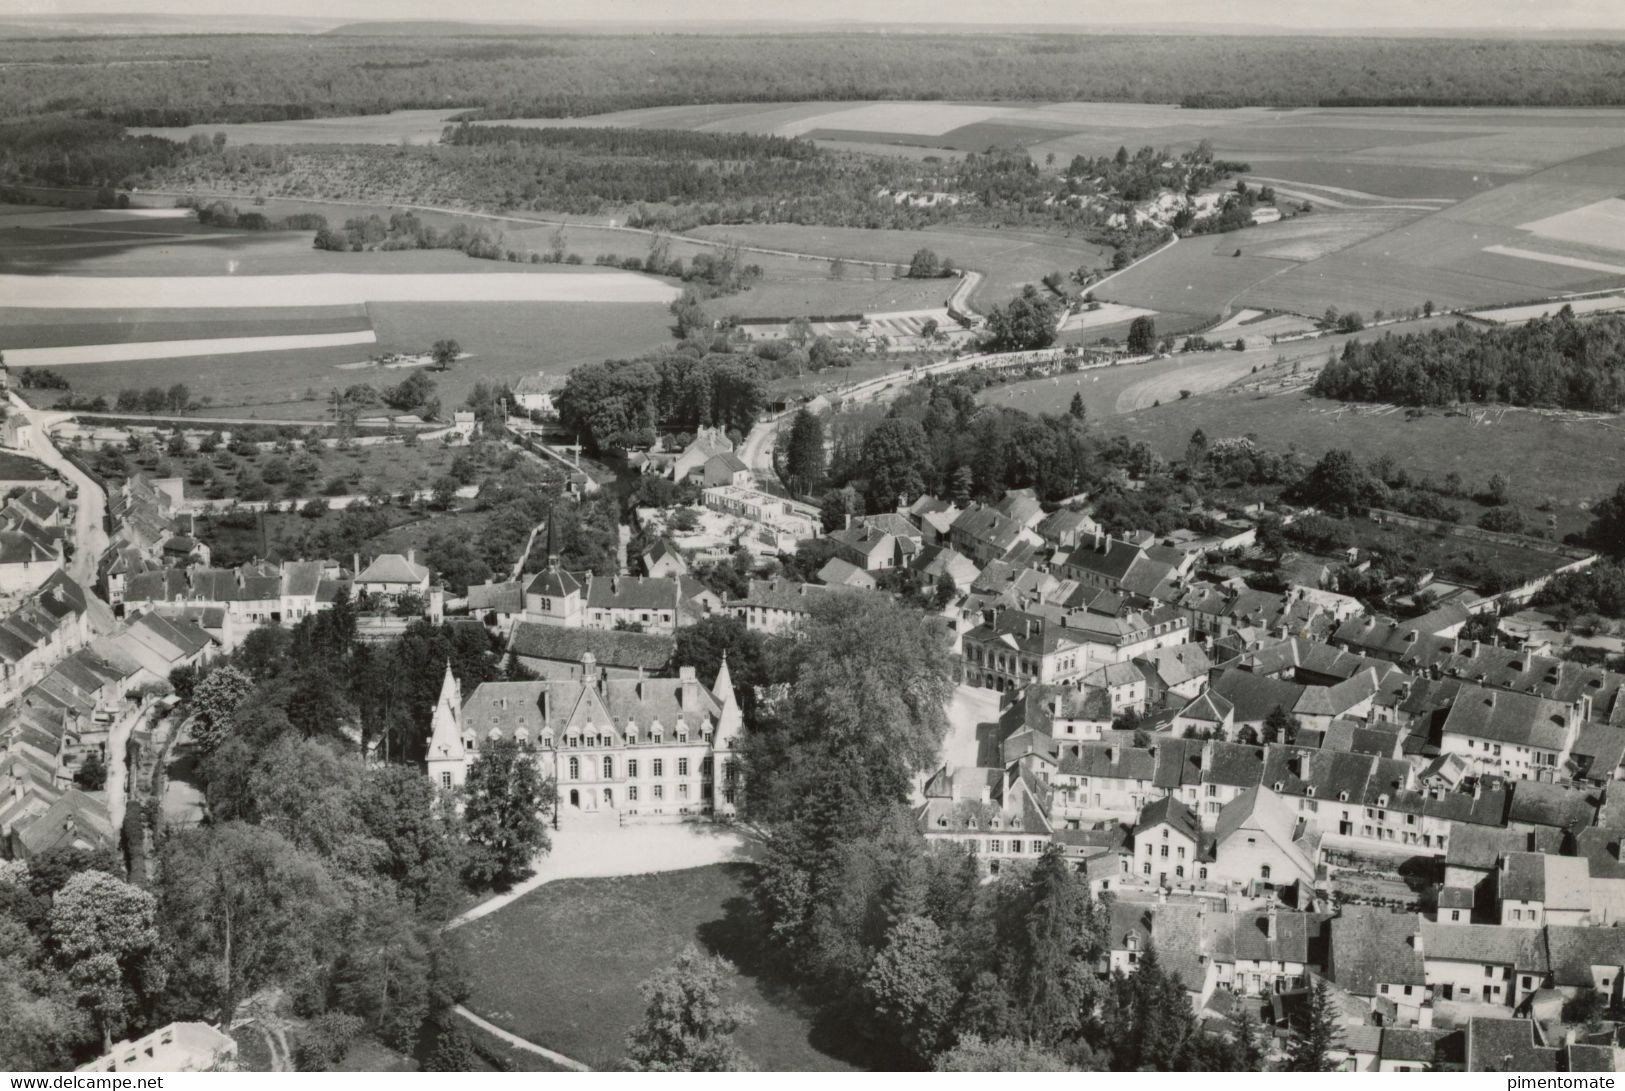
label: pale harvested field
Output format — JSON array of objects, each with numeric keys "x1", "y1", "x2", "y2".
[
  {"x1": 1469, "y1": 293, "x2": 1625, "y2": 324},
  {"x1": 1481, "y1": 245, "x2": 1625, "y2": 278},
  {"x1": 131, "y1": 108, "x2": 467, "y2": 146},
  {"x1": 0, "y1": 208, "x2": 192, "y2": 227},
  {"x1": 4, "y1": 329, "x2": 378, "y2": 366},
  {"x1": 1211, "y1": 308, "x2": 1265, "y2": 332},
  {"x1": 1521, "y1": 198, "x2": 1625, "y2": 253},
  {"x1": 0, "y1": 270, "x2": 680, "y2": 309},
  {"x1": 777, "y1": 102, "x2": 1011, "y2": 137}
]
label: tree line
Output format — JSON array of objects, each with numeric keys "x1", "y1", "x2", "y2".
[
  {"x1": 11, "y1": 34, "x2": 1625, "y2": 124},
  {"x1": 1312, "y1": 312, "x2": 1625, "y2": 412}
]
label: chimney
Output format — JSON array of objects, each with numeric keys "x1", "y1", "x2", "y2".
[
  {"x1": 1265, "y1": 901, "x2": 1278, "y2": 939},
  {"x1": 845, "y1": 513, "x2": 853, "y2": 530},
  {"x1": 407, "y1": 548, "x2": 416, "y2": 565},
  {"x1": 679, "y1": 665, "x2": 698, "y2": 709},
  {"x1": 1157, "y1": 886, "x2": 1169, "y2": 904},
  {"x1": 353, "y1": 552, "x2": 361, "y2": 577}
]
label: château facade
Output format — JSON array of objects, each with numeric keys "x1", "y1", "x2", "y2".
[{"x1": 425, "y1": 653, "x2": 744, "y2": 818}]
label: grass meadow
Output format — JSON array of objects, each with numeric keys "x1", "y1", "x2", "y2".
[
  {"x1": 1106, "y1": 387, "x2": 1620, "y2": 539},
  {"x1": 685, "y1": 222, "x2": 1112, "y2": 309},
  {"x1": 459, "y1": 864, "x2": 858, "y2": 1072}
]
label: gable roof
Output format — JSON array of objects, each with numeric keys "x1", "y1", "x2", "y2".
[
  {"x1": 356, "y1": 553, "x2": 429, "y2": 585},
  {"x1": 508, "y1": 621, "x2": 675, "y2": 672}
]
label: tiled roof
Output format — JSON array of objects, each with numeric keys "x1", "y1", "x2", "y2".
[
  {"x1": 357, "y1": 553, "x2": 430, "y2": 585},
  {"x1": 1332, "y1": 910, "x2": 1423, "y2": 995},
  {"x1": 508, "y1": 621, "x2": 675, "y2": 672},
  {"x1": 1441, "y1": 684, "x2": 1573, "y2": 751}
]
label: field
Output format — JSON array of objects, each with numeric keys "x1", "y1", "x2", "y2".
[
  {"x1": 18, "y1": 301, "x2": 671, "y2": 420},
  {"x1": 1105, "y1": 385, "x2": 1621, "y2": 537},
  {"x1": 981, "y1": 315, "x2": 1461, "y2": 420},
  {"x1": 502, "y1": 100, "x2": 1625, "y2": 321},
  {"x1": 0, "y1": 203, "x2": 684, "y2": 418},
  {"x1": 0, "y1": 270, "x2": 677, "y2": 309},
  {"x1": 684, "y1": 222, "x2": 1111, "y2": 309},
  {"x1": 459, "y1": 864, "x2": 857, "y2": 1072},
  {"x1": 131, "y1": 108, "x2": 467, "y2": 146}
]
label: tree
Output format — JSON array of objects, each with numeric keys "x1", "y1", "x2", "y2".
[
  {"x1": 73, "y1": 752, "x2": 107, "y2": 792},
  {"x1": 1014, "y1": 846, "x2": 1104, "y2": 1046},
  {"x1": 1587, "y1": 482, "x2": 1625, "y2": 558},
  {"x1": 1484, "y1": 472, "x2": 1510, "y2": 506},
  {"x1": 907, "y1": 248, "x2": 941, "y2": 279},
  {"x1": 187, "y1": 665, "x2": 255, "y2": 758},
  {"x1": 50, "y1": 871, "x2": 165, "y2": 1050},
  {"x1": 981, "y1": 285, "x2": 1058, "y2": 353},
  {"x1": 157, "y1": 823, "x2": 343, "y2": 1028},
  {"x1": 669, "y1": 290, "x2": 710, "y2": 339},
  {"x1": 430, "y1": 339, "x2": 461, "y2": 370},
  {"x1": 1184, "y1": 427, "x2": 1208, "y2": 472},
  {"x1": 934, "y1": 1035, "x2": 1071, "y2": 1071},
  {"x1": 1262, "y1": 704, "x2": 1297, "y2": 746},
  {"x1": 421, "y1": 1023, "x2": 476, "y2": 1071},
  {"x1": 1283, "y1": 977, "x2": 1341, "y2": 1072},
  {"x1": 624, "y1": 945, "x2": 755, "y2": 1072},
  {"x1": 1068, "y1": 391, "x2": 1087, "y2": 422},
  {"x1": 783, "y1": 408, "x2": 826, "y2": 496},
  {"x1": 1127, "y1": 315, "x2": 1158, "y2": 355},
  {"x1": 1256, "y1": 513, "x2": 1287, "y2": 560},
  {"x1": 461, "y1": 738, "x2": 551, "y2": 888},
  {"x1": 1295, "y1": 448, "x2": 1382, "y2": 515},
  {"x1": 857, "y1": 418, "x2": 931, "y2": 513},
  {"x1": 863, "y1": 914, "x2": 957, "y2": 1061}
]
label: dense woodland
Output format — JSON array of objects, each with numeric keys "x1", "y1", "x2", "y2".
[
  {"x1": 8, "y1": 33, "x2": 1625, "y2": 122},
  {"x1": 1312, "y1": 313, "x2": 1625, "y2": 412},
  {"x1": 0, "y1": 606, "x2": 554, "y2": 1071}
]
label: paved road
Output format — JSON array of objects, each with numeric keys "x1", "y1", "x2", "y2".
[{"x1": 8, "y1": 394, "x2": 108, "y2": 586}]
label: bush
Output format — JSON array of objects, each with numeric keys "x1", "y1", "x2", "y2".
[{"x1": 294, "y1": 1013, "x2": 365, "y2": 1072}]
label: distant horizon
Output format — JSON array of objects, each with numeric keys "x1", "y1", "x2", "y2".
[{"x1": 5, "y1": 0, "x2": 1625, "y2": 35}]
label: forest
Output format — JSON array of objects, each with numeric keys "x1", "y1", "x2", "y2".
[
  {"x1": 9, "y1": 33, "x2": 1625, "y2": 122},
  {"x1": 1311, "y1": 312, "x2": 1625, "y2": 412}
]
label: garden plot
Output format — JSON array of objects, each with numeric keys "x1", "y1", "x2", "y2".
[{"x1": 0, "y1": 270, "x2": 680, "y2": 308}]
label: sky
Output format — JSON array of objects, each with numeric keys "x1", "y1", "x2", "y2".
[{"x1": 10, "y1": 0, "x2": 1625, "y2": 31}]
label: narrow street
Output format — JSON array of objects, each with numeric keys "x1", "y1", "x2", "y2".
[{"x1": 6, "y1": 393, "x2": 109, "y2": 587}]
